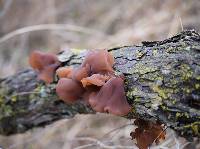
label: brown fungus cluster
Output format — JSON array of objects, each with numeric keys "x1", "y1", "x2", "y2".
[{"x1": 29, "y1": 49, "x2": 131, "y2": 116}]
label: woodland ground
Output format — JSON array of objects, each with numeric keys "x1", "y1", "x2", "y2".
[{"x1": 0, "y1": 0, "x2": 200, "y2": 149}]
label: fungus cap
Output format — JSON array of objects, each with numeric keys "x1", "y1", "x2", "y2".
[
  {"x1": 29, "y1": 51, "x2": 60, "y2": 83},
  {"x1": 38, "y1": 63, "x2": 60, "y2": 83},
  {"x1": 56, "y1": 67, "x2": 72, "y2": 78},
  {"x1": 56, "y1": 78, "x2": 84, "y2": 103},
  {"x1": 81, "y1": 74, "x2": 110, "y2": 87},
  {"x1": 89, "y1": 77, "x2": 131, "y2": 116},
  {"x1": 81, "y1": 50, "x2": 114, "y2": 74},
  {"x1": 29, "y1": 51, "x2": 58, "y2": 70},
  {"x1": 72, "y1": 64, "x2": 90, "y2": 81}
]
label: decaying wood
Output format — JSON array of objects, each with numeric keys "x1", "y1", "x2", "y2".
[{"x1": 0, "y1": 30, "x2": 199, "y2": 140}]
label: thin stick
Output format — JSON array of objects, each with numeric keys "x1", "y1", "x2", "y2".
[
  {"x1": 0, "y1": 24, "x2": 106, "y2": 44},
  {"x1": 73, "y1": 137, "x2": 135, "y2": 149},
  {"x1": 178, "y1": 16, "x2": 184, "y2": 31}
]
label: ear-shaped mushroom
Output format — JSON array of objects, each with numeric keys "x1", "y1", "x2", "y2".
[
  {"x1": 38, "y1": 63, "x2": 61, "y2": 83},
  {"x1": 29, "y1": 51, "x2": 60, "y2": 83},
  {"x1": 81, "y1": 74, "x2": 110, "y2": 87},
  {"x1": 72, "y1": 64, "x2": 90, "y2": 81},
  {"x1": 56, "y1": 78, "x2": 84, "y2": 103},
  {"x1": 89, "y1": 77, "x2": 131, "y2": 116},
  {"x1": 81, "y1": 50, "x2": 114, "y2": 74},
  {"x1": 56, "y1": 67, "x2": 72, "y2": 78}
]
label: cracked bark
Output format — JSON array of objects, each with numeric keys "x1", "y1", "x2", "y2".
[{"x1": 0, "y1": 30, "x2": 199, "y2": 140}]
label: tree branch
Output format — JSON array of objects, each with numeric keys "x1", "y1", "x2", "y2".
[{"x1": 0, "y1": 30, "x2": 199, "y2": 140}]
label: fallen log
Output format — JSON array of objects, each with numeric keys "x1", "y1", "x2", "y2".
[{"x1": 0, "y1": 30, "x2": 199, "y2": 141}]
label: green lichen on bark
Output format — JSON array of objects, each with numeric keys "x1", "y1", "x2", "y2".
[
  {"x1": 0, "y1": 70, "x2": 94, "y2": 135},
  {"x1": 111, "y1": 30, "x2": 200, "y2": 140},
  {"x1": 0, "y1": 30, "x2": 199, "y2": 139}
]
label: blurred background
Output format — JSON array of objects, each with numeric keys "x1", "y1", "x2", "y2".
[{"x1": 0, "y1": 0, "x2": 200, "y2": 148}]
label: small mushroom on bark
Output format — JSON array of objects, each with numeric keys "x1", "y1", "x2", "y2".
[
  {"x1": 29, "y1": 51, "x2": 60, "y2": 83},
  {"x1": 81, "y1": 74, "x2": 110, "y2": 87},
  {"x1": 56, "y1": 78, "x2": 84, "y2": 103},
  {"x1": 89, "y1": 77, "x2": 131, "y2": 116},
  {"x1": 81, "y1": 50, "x2": 114, "y2": 74},
  {"x1": 56, "y1": 67, "x2": 72, "y2": 78},
  {"x1": 72, "y1": 64, "x2": 90, "y2": 81}
]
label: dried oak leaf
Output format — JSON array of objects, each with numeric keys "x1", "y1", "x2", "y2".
[{"x1": 130, "y1": 119, "x2": 166, "y2": 149}]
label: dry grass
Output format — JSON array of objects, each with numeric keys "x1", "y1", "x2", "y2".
[
  {"x1": 0, "y1": 0, "x2": 200, "y2": 149},
  {"x1": 0, "y1": 114, "x2": 192, "y2": 149}
]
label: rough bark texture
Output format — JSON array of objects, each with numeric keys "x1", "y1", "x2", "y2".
[{"x1": 0, "y1": 30, "x2": 199, "y2": 140}]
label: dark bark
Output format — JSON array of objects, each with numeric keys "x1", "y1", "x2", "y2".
[{"x1": 0, "y1": 30, "x2": 199, "y2": 140}]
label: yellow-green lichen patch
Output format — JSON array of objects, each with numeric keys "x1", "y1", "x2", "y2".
[
  {"x1": 191, "y1": 45, "x2": 200, "y2": 50},
  {"x1": 166, "y1": 47, "x2": 176, "y2": 53},
  {"x1": 160, "y1": 105, "x2": 170, "y2": 111},
  {"x1": 172, "y1": 99, "x2": 177, "y2": 104},
  {"x1": 0, "y1": 88, "x2": 8, "y2": 105},
  {"x1": 32, "y1": 84, "x2": 48, "y2": 99},
  {"x1": 179, "y1": 64, "x2": 193, "y2": 81},
  {"x1": 140, "y1": 71, "x2": 162, "y2": 82},
  {"x1": 176, "y1": 112, "x2": 190, "y2": 119},
  {"x1": 165, "y1": 44, "x2": 188, "y2": 53},
  {"x1": 0, "y1": 104, "x2": 13, "y2": 120},
  {"x1": 182, "y1": 86, "x2": 193, "y2": 94},
  {"x1": 128, "y1": 62, "x2": 158, "y2": 75},
  {"x1": 150, "y1": 97, "x2": 162, "y2": 110},
  {"x1": 11, "y1": 96, "x2": 17, "y2": 102},
  {"x1": 167, "y1": 76, "x2": 179, "y2": 87},
  {"x1": 195, "y1": 84, "x2": 200, "y2": 89},
  {"x1": 130, "y1": 106, "x2": 136, "y2": 114},
  {"x1": 151, "y1": 85, "x2": 172, "y2": 99},
  {"x1": 196, "y1": 76, "x2": 200, "y2": 80},
  {"x1": 184, "y1": 122, "x2": 200, "y2": 136},
  {"x1": 152, "y1": 48, "x2": 158, "y2": 56},
  {"x1": 126, "y1": 87, "x2": 147, "y2": 100},
  {"x1": 135, "y1": 50, "x2": 146, "y2": 59},
  {"x1": 34, "y1": 84, "x2": 43, "y2": 92}
]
